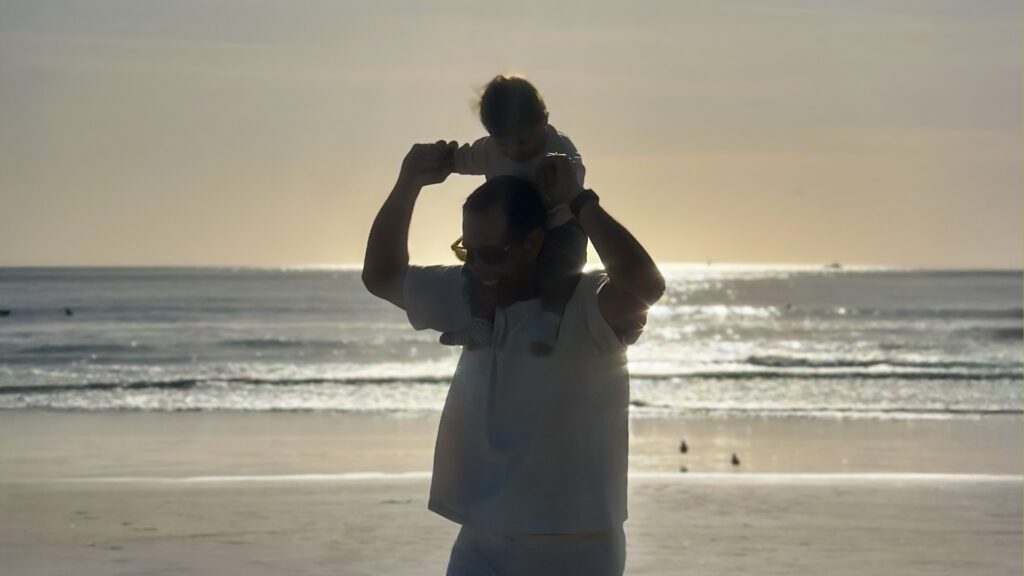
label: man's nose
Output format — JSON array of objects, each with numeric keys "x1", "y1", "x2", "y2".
[{"x1": 467, "y1": 259, "x2": 495, "y2": 278}]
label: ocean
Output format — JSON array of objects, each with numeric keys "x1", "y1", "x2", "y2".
[{"x1": 0, "y1": 266, "x2": 1020, "y2": 418}]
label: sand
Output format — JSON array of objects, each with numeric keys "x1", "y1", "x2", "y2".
[{"x1": 1, "y1": 411, "x2": 1021, "y2": 575}]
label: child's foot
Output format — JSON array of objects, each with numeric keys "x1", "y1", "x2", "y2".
[
  {"x1": 439, "y1": 318, "x2": 493, "y2": 348},
  {"x1": 528, "y1": 312, "x2": 562, "y2": 356}
]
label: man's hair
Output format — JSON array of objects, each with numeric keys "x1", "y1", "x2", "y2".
[
  {"x1": 463, "y1": 176, "x2": 548, "y2": 240},
  {"x1": 478, "y1": 75, "x2": 548, "y2": 138}
]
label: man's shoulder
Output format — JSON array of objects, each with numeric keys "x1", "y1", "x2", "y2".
[
  {"x1": 406, "y1": 265, "x2": 466, "y2": 296},
  {"x1": 565, "y1": 270, "x2": 624, "y2": 352},
  {"x1": 403, "y1": 265, "x2": 471, "y2": 332}
]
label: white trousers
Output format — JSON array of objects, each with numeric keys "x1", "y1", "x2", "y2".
[{"x1": 445, "y1": 524, "x2": 626, "y2": 576}]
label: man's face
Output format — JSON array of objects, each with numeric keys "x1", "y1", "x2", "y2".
[
  {"x1": 462, "y1": 205, "x2": 543, "y2": 306},
  {"x1": 492, "y1": 122, "x2": 548, "y2": 163}
]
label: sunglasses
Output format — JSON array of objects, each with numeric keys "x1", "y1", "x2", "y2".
[{"x1": 451, "y1": 235, "x2": 512, "y2": 265}]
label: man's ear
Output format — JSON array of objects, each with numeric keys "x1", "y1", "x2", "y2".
[{"x1": 525, "y1": 228, "x2": 545, "y2": 260}]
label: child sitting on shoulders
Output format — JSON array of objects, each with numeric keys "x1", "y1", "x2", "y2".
[{"x1": 441, "y1": 74, "x2": 587, "y2": 356}]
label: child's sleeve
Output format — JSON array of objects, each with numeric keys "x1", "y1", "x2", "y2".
[
  {"x1": 452, "y1": 137, "x2": 491, "y2": 176},
  {"x1": 573, "y1": 154, "x2": 586, "y2": 187},
  {"x1": 556, "y1": 131, "x2": 586, "y2": 187}
]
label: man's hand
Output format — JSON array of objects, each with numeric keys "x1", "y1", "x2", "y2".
[
  {"x1": 536, "y1": 153, "x2": 584, "y2": 206},
  {"x1": 399, "y1": 141, "x2": 456, "y2": 188}
]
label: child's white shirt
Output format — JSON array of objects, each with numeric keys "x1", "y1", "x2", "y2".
[{"x1": 452, "y1": 124, "x2": 585, "y2": 229}]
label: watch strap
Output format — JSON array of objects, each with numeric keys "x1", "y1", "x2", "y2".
[{"x1": 570, "y1": 189, "x2": 599, "y2": 218}]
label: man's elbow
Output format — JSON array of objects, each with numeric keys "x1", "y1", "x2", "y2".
[
  {"x1": 637, "y1": 271, "x2": 666, "y2": 307},
  {"x1": 361, "y1": 267, "x2": 389, "y2": 299},
  {"x1": 361, "y1": 265, "x2": 407, "y2": 308}
]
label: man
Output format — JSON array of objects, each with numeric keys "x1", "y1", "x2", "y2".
[{"x1": 362, "y1": 141, "x2": 665, "y2": 575}]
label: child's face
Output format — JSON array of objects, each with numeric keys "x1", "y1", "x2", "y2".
[{"x1": 493, "y1": 122, "x2": 548, "y2": 163}]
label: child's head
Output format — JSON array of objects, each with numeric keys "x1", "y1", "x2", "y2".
[{"x1": 478, "y1": 75, "x2": 549, "y2": 163}]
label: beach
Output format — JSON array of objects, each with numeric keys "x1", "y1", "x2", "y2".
[{"x1": 2, "y1": 411, "x2": 1020, "y2": 575}]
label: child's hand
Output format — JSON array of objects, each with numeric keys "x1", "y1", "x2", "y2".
[
  {"x1": 443, "y1": 141, "x2": 458, "y2": 173},
  {"x1": 536, "y1": 153, "x2": 584, "y2": 206},
  {"x1": 399, "y1": 141, "x2": 456, "y2": 187}
]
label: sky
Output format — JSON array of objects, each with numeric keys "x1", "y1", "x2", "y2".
[{"x1": 0, "y1": 0, "x2": 1021, "y2": 268}]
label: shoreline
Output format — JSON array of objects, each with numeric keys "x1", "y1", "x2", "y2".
[{"x1": 2, "y1": 410, "x2": 1020, "y2": 480}]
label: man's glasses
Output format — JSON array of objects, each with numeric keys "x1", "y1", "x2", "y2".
[{"x1": 451, "y1": 236, "x2": 512, "y2": 265}]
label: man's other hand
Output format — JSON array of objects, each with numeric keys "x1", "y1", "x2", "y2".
[{"x1": 536, "y1": 153, "x2": 584, "y2": 206}]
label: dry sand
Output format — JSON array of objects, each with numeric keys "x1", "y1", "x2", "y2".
[{"x1": 1, "y1": 411, "x2": 1020, "y2": 575}]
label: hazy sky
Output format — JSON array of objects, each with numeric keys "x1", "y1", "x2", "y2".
[{"x1": 1, "y1": 0, "x2": 1020, "y2": 267}]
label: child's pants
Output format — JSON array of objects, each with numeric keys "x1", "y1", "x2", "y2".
[{"x1": 445, "y1": 523, "x2": 626, "y2": 576}]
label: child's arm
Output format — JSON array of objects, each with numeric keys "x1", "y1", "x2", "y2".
[{"x1": 449, "y1": 137, "x2": 491, "y2": 176}]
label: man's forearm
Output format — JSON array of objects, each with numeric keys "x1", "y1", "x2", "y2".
[
  {"x1": 361, "y1": 177, "x2": 421, "y2": 307},
  {"x1": 576, "y1": 199, "x2": 665, "y2": 306}
]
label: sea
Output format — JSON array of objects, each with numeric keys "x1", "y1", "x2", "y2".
[{"x1": 0, "y1": 266, "x2": 1020, "y2": 419}]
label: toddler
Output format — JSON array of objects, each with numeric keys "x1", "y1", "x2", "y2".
[{"x1": 441, "y1": 75, "x2": 587, "y2": 356}]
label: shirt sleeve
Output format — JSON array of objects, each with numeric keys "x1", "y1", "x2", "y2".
[
  {"x1": 550, "y1": 128, "x2": 586, "y2": 187},
  {"x1": 573, "y1": 155, "x2": 586, "y2": 187},
  {"x1": 452, "y1": 137, "x2": 491, "y2": 176},
  {"x1": 403, "y1": 265, "x2": 473, "y2": 332},
  {"x1": 579, "y1": 271, "x2": 627, "y2": 353}
]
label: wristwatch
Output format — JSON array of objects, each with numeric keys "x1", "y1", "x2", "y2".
[{"x1": 570, "y1": 189, "x2": 599, "y2": 218}]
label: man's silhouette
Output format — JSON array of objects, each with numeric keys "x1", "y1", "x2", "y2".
[{"x1": 363, "y1": 143, "x2": 664, "y2": 575}]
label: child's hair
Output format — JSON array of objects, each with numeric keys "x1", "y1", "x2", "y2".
[{"x1": 477, "y1": 75, "x2": 548, "y2": 138}]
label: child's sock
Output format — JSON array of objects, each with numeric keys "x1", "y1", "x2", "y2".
[
  {"x1": 528, "y1": 311, "x2": 562, "y2": 356},
  {"x1": 439, "y1": 317, "x2": 493, "y2": 348}
]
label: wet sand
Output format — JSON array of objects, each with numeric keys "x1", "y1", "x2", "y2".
[{"x1": 1, "y1": 411, "x2": 1020, "y2": 575}]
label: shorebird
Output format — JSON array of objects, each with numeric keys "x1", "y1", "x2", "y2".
[
  {"x1": 679, "y1": 439, "x2": 688, "y2": 454},
  {"x1": 731, "y1": 453, "x2": 740, "y2": 466}
]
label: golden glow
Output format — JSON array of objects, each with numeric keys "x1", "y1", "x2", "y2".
[{"x1": 0, "y1": 1, "x2": 1020, "y2": 267}]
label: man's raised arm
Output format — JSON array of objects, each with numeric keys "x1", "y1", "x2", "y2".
[
  {"x1": 538, "y1": 154, "x2": 666, "y2": 343},
  {"x1": 362, "y1": 141, "x2": 454, "y2": 309}
]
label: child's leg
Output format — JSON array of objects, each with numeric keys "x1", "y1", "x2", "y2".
[
  {"x1": 528, "y1": 220, "x2": 588, "y2": 356},
  {"x1": 529, "y1": 273, "x2": 581, "y2": 356},
  {"x1": 439, "y1": 266, "x2": 495, "y2": 348},
  {"x1": 542, "y1": 273, "x2": 582, "y2": 316}
]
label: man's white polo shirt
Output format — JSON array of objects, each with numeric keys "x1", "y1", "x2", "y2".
[{"x1": 404, "y1": 266, "x2": 630, "y2": 535}]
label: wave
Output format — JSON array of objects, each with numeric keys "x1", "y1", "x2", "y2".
[
  {"x1": 1, "y1": 404, "x2": 1020, "y2": 418},
  {"x1": 224, "y1": 338, "x2": 318, "y2": 349},
  {"x1": 832, "y1": 307, "x2": 1023, "y2": 320},
  {"x1": 626, "y1": 401, "x2": 1022, "y2": 417},
  {"x1": 669, "y1": 305, "x2": 1023, "y2": 320},
  {"x1": 989, "y1": 327, "x2": 1024, "y2": 341},
  {"x1": 1, "y1": 366, "x2": 1021, "y2": 396},
  {"x1": 0, "y1": 375, "x2": 453, "y2": 395},
  {"x1": 18, "y1": 343, "x2": 155, "y2": 355},
  {"x1": 744, "y1": 355, "x2": 1018, "y2": 370},
  {"x1": 221, "y1": 336, "x2": 426, "y2": 350},
  {"x1": 643, "y1": 370, "x2": 1022, "y2": 381}
]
